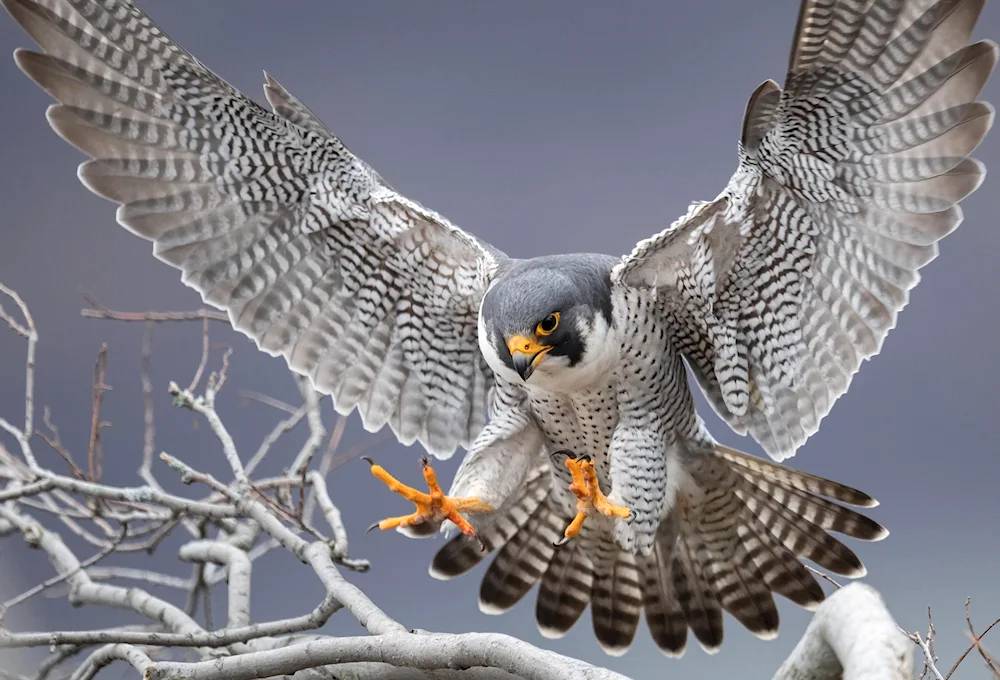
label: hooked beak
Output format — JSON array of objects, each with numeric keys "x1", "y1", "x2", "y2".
[{"x1": 508, "y1": 335, "x2": 551, "y2": 382}]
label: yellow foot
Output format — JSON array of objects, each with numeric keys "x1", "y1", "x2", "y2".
[
  {"x1": 363, "y1": 456, "x2": 494, "y2": 550},
  {"x1": 554, "y1": 453, "x2": 630, "y2": 547}
]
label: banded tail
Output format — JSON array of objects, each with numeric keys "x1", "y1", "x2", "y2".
[{"x1": 430, "y1": 445, "x2": 886, "y2": 656}]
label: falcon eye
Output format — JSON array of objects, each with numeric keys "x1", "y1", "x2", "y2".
[{"x1": 536, "y1": 312, "x2": 560, "y2": 336}]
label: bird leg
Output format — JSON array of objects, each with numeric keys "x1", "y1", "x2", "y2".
[
  {"x1": 556, "y1": 454, "x2": 631, "y2": 546},
  {"x1": 364, "y1": 456, "x2": 494, "y2": 549}
]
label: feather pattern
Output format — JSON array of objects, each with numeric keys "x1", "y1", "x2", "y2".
[
  {"x1": 431, "y1": 440, "x2": 886, "y2": 656},
  {"x1": 3, "y1": 0, "x2": 503, "y2": 458},
  {"x1": 2, "y1": 0, "x2": 989, "y2": 660},
  {"x1": 613, "y1": 0, "x2": 996, "y2": 461}
]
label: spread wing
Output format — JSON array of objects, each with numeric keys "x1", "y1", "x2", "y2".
[
  {"x1": 3, "y1": 0, "x2": 505, "y2": 458},
  {"x1": 613, "y1": 0, "x2": 996, "y2": 460}
]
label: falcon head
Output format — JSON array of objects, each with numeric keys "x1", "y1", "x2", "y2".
[{"x1": 478, "y1": 255, "x2": 618, "y2": 391}]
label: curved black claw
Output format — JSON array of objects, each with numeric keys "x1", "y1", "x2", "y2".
[
  {"x1": 576, "y1": 453, "x2": 592, "y2": 463},
  {"x1": 553, "y1": 535, "x2": 572, "y2": 548},
  {"x1": 420, "y1": 455, "x2": 430, "y2": 468},
  {"x1": 361, "y1": 456, "x2": 376, "y2": 467},
  {"x1": 549, "y1": 449, "x2": 575, "y2": 462},
  {"x1": 365, "y1": 521, "x2": 380, "y2": 534}
]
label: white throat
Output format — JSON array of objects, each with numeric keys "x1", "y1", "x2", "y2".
[{"x1": 477, "y1": 307, "x2": 620, "y2": 394}]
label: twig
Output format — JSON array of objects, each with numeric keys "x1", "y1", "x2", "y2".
[
  {"x1": 81, "y1": 308, "x2": 228, "y2": 323},
  {"x1": 86, "y1": 344, "x2": 110, "y2": 484},
  {"x1": 0, "y1": 283, "x2": 39, "y2": 469},
  {"x1": 244, "y1": 403, "x2": 309, "y2": 477},
  {"x1": 37, "y1": 407, "x2": 85, "y2": 479},
  {"x1": 238, "y1": 389, "x2": 299, "y2": 415},
  {"x1": 804, "y1": 564, "x2": 842, "y2": 590},
  {"x1": 85, "y1": 567, "x2": 192, "y2": 590},
  {"x1": 944, "y1": 598, "x2": 1000, "y2": 679},
  {"x1": 307, "y1": 471, "x2": 369, "y2": 571},
  {"x1": 0, "y1": 525, "x2": 126, "y2": 619},
  {"x1": 187, "y1": 317, "x2": 211, "y2": 392},
  {"x1": 288, "y1": 378, "x2": 324, "y2": 478},
  {"x1": 139, "y1": 321, "x2": 156, "y2": 485},
  {"x1": 168, "y1": 381, "x2": 248, "y2": 492}
]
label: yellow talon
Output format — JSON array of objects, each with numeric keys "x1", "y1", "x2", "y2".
[
  {"x1": 557, "y1": 456, "x2": 630, "y2": 546},
  {"x1": 364, "y1": 456, "x2": 493, "y2": 549}
]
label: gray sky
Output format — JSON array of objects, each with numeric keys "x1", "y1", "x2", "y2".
[{"x1": 1, "y1": 1, "x2": 999, "y2": 677}]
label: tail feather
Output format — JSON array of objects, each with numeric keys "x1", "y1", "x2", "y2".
[
  {"x1": 671, "y1": 510, "x2": 724, "y2": 653},
  {"x1": 478, "y1": 498, "x2": 562, "y2": 614},
  {"x1": 695, "y1": 487, "x2": 780, "y2": 640},
  {"x1": 429, "y1": 466, "x2": 549, "y2": 580},
  {"x1": 734, "y1": 477, "x2": 867, "y2": 577},
  {"x1": 714, "y1": 444, "x2": 879, "y2": 507},
  {"x1": 429, "y1": 444, "x2": 884, "y2": 656},
  {"x1": 737, "y1": 521, "x2": 824, "y2": 611},
  {"x1": 741, "y1": 471, "x2": 889, "y2": 541},
  {"x1": 590, "y1": 541, "x2": 643, "y2": 655},
  {"x1": 640, "y1": 524, "x2": 688, "y2": 657},
  {"x1": 535, "y1": 530, "x2": 596, "y2": 638}
]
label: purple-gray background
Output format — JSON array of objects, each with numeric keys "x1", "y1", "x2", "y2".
[{"x1": 1, "y1": 2, "x2": 998, "y2": 677}]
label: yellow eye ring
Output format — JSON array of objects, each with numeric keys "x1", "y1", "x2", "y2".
[{"x1": 536, "y1": 312, "x2": 560, "y2": 336}]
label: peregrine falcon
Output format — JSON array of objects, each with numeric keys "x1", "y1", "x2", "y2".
[{"x1": 3, "y1": 0, "x2": 994, "y2": 656}]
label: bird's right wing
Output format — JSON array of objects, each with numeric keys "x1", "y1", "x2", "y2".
[
  {"x1": 4, "y1": 0, "x2": 504, "y2": 457},
  {"x1": 614, "y1": 0, "x2": 995, "y2": 460}
]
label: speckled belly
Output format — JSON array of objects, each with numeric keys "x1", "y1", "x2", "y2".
[{"x1": 524, "y1": 379, "x2": 619, "y2": 481}]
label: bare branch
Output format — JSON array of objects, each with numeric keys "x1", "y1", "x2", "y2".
[
  {"x1": 289, "y1": 378, "x2": 324, "y2": 479},
  {"x1": 147, "y1": 632, "x2": 631, "y2": 680},
  {"x1": 0, "y1": 284, "x2": 39, "y2": 469},
  {"x1": 68, "y1": 644, "x2": 152, "y2": 680},
  {"x1": 245, "y1": 403, "x2": 308, "y2": 476},
  {"x1": 187, "y1": 317, "x2": 211, "y2": 393},
  {"x1": 0, "y1": 525, "x2": 125, "y2": 619},
  {"x1": 38, "y1": 407, "x2": 86, "y2": 479},
  {"x1": 139, "y1": 321, "x2": 156, "y2": 484},
  {"x1": 86, "y1": 567, "x2": 192, "y2": 590},
  {"x1": 773, "y1": 583, "x2": 911, "y2": 680},
  {"x1": 81, "y1": 308, "x2": 228, "y2": 323},
  {"x1": 178, "y1": 541, "x2": 251, "y2": 628},
  {"x1": 307, "y1": 471, "x2": 368, "y2": 571},
  {"x1": 86, "y1": 344, "x2": 109, "y2": 484},
  {"x1": 0, "y1": 506, "x2": 203, "y2": 639},
  {"x1": 168, "y1": 382, "x2": 248, "y2": 492},
  {"x1": 941, "y1": 598, "x2": 1000, "y2": 679}
]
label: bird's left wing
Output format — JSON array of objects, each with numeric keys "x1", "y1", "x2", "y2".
[
  {"x1": 613, "y1": 0, "x2": 996, "y2": 460},
  {"x1": 4, "y1": 0, "x2": 505, "y2": 457}
]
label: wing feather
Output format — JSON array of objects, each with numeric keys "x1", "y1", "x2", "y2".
[
  {"x1": 3, "y1": 0, "x2": 505, "y2": 457},
  {"x1": 614, "y1": 0, "x2": 995, "y2": 460}
]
